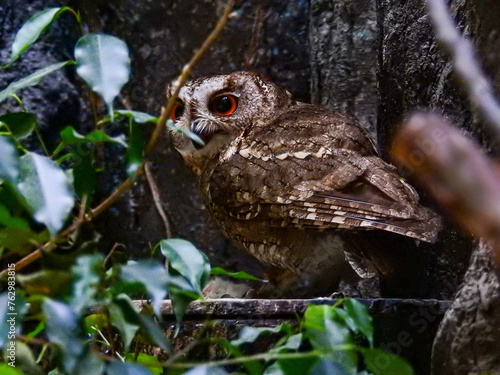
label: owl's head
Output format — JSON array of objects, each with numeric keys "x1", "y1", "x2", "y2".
[{"x1": 167, "y1": 71, "x2": 293, "y2": 173}]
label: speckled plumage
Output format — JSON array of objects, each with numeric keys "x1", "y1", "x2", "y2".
[{"x1": 168, "y1": 71, "x2": 441, "y2": 297}]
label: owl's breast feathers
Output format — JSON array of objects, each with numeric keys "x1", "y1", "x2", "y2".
[{"x1": 203, "y1": 104, "x2": 441, "y2": 244}]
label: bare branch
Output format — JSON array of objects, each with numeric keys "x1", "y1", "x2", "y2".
[
  {"x1": 427, "y1": 0, "x2": 500, "y2": 140},
  {"x1": 145, "y1": 0, "x2": 235, "y2": 156},
  {"x1": 391, "y1": 112, "x2": 500, "y2": 264}
]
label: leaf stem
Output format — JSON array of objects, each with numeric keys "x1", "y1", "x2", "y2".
[
  {"x1": 162, "y1": 350, "x2": 322, "y2": 370},
  {"x1": 34, "y1": 125, "x2": 50, "y2": 156}
]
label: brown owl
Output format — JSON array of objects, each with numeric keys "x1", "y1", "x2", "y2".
[{"x1": 167, "y1": 71, "x2": 441, "y2": 297}]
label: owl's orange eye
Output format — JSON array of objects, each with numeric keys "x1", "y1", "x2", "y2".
[
  {"x1": 170, "y1": 100, "x2": 184, "y2": 121},
  {"x1": 210, "y1": 94, "x2": 238, "y2": 116}
]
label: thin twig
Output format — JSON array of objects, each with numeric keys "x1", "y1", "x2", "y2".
[
  {"x1": 145, "y1": 0, "x2": 235, "y2": 156},
  {"x1": 103, "y1": 243, "x2": 125, "y2": 269},
  {"x1": 89, "y1": 0, "x2": 235, "y2": 218},
  {"x1": 94, "y1": 326, "x2": 125, "y2": 362},
  {"x1": 87, "y1": 170, "x2": 139, "y2": 219},
  {"x1": 0, "y1": 0, "x2": 235, "y2": 276},
  {"x1": 145, "y1": 162, "x2": 173, "y2": 238},
  {"x1": 243, "y1": 0, "x2": 264, "y2": 68},
  {"x1": 0, "y1": 214, "x2": 82, "y2": 277},
  {"x1": 427, "y1": 0, "x2": 500, "y2": 140},
  {"x1": 16, "y1": 334, "x2": 52, "y2": 347},
  {"x1": 391, "y1": 112, "x2": 500, "y2": 265}
]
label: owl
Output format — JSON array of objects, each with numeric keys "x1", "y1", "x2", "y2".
[{"x1": 167, "y1": 71, "x2": 441, "y2": 297}]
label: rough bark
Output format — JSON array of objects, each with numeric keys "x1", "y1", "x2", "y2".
[
  {"x1": 310, "y1": 0, "x2": 378, "y2": 138},
  {"x1": 311, "y1": 0, "x2": 472, "y2": 300},
  {"x1": 429, "y1": 1, "x2": 500, "y2": 373},
  {"x1": 431, "y1": 241, "x2": 500, "y2": 375}
]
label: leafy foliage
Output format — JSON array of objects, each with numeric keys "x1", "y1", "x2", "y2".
[
  {"x1": 0, "y1": 113, "x2": 37, "y2": 140},
  {"x1": 17, "y1": 152, "x2": 74, "y2": 235},
  {"x1": 210, "y1": 267, "x2": 263, "y2": 281},
  {"x1": 75, "y1": 34, "x2": 131, "y2": 118},
  {"x1": 0, "y1": 61, "x2": 76, "y2": 103},
  {"x1": 160, "y1": 239, "x2": 210, "y2": 325},
  {"x1": 8, "y1": 7, "x2": 73, "y2": 64}
]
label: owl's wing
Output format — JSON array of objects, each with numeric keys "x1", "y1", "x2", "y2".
[{"x1": 209, "y1": 105, "x2": 441, "y2": 243}]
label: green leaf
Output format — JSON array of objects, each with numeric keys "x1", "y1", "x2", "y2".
[
  {"x1": 160, "y1": 238, "x2": 211, "y2": 293},
  {"x1": 0, "y1": 203, "x2": 29, "y2": 229},
  {"x1": 83, "y1": 314, "x2": 108, "y2": 335},
  {"x1": 120, "y1": 260, "x2": 168, "y2": 317},
  {"x1": 124, "y1": 353, "x2": 162, "y2": 375},
  {"x1": 304, "y1": 305, "x2": 358, "y2": 373},
  {"x1": 71, "y1": 144, "x2": 97, "y2": 198},
  {"x1": 108, "y1": 300, "x2": 139, "y2": 351},
  {"x1": 0, "y1": 293, "x2": 14, "y2": 348},
  {"x1": 362, "y1": 348, "x2": 414, "y2": 375},
  {"x1": 160, "y1": 239, "x2": 211, "y2": 326},
  {"x1": 26, "y1": 321, "x2": 45, "y2": 339},
  {"x1": 43, "y1": 299, "x2": 104, "y2": 375},
  {"x1": 126, "y1": 119, "x2": 144, "y2": 176},
  {"x1": 17, "y1": 270, "x2": 72, "y2": 297},
  {"x1": 70, "y1": 254, "x2": 105, "y2": 315},
  {"x1": 210, "y1": 267, "x2": 262, "y2": 281},
  {"x1": 0, "y1": 364, "x2": 24, "y2": 375},
  {"x1": 116, "y1": 110, "x2": 158, "y2": 124},
  {"x1": 308, "y1": 358, "x2": 350, "y2": 375},
  {"x1": 112, "y1": 294, "x2": 170, "y2": 352},
  {"x1": 269, "y1": 333, "x2": 303, "y2": 354},
  {"x1": 183, "y1": 366, "x2": 228, "y2": 375},
  {"x1": 0, "y1": 135, "x2": 19, "y2": 182},
  {"x1": 0, "y1": 112, "x2": 36, "y2": 139},
  {"x1": 231, "y1": 324, "x2": 292, "y2": 347},
  {"x1": 107, "y1": 362, "x2": 153, "y2": 375},
  {"x1": 0, "y1": 61, "x2": 75, "y2": 103},
  {"x1": 343, "y1": 299, "x2": 373, "y2": 347},
  {"x1": 263, "y1": 362, "x2": 285, "y2": 375},
  {"x1": 0, "y1": 227, "x2": 50, "y2": 254},
  {"x1": 43, "y1": 299, "x2": 80, "y2": 347},
  {"x1": 10, "y1": 7, "x2": 71, "y2": 63},
  {"x1": 58, "y1": 126, "x2": 126, "y2": 198},
  {"x1": 43, "y1": 299, "x2": 82, "y2": 372},
  {"x1": 60, "y1": 126, "x2": 127, "y2": 147},
  {"x1": 279, "y1": 356, "x2": 320, "y2": 375},
  {"x1": 167, "y1": 284, "x2": 199, "y2": 333},
  {"x1": 10, "y1": 340, "x2": 44, "y2": 375},
  {"x1": 75, "y1": 34, "x2": 131, "y2": 118},
  {"x1": 0, "y1": 292, "x2": 25, "y2": 349},
  {"x1": 16, "y1": 152, "x2": 74, "y2": 235}
]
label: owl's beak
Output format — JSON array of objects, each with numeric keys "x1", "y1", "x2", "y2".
[{"x1": 190, "y1": 118, "x2": 224, "y2": 148}]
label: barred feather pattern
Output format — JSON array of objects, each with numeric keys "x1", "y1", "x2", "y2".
[{"x1": 168, "y1": 71, "x2": 442, "y2": 297}]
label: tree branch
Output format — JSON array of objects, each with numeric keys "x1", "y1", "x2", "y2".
[
  {"x1": 391, "y1": 112, "x2": 500, "y2": 264},
  {"x1": 427, "y1": 0, "x2": 500, "y2": 140}
]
